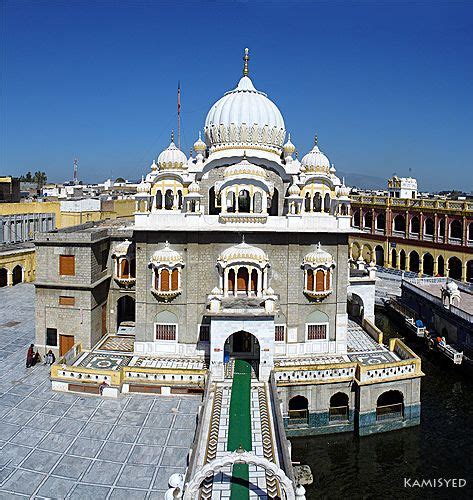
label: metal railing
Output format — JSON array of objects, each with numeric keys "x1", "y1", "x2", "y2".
[
  {"x1": 376, "y1": 403, "x2": 404, "y2": 421},
  {"x1": 288, "y1": 409, "x2": 309, "y2": 426},
  {"x1": 329, "y1": 406, "x2": 349, "y2": 422}
]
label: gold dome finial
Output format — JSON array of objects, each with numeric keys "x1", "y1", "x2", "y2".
[
  {"x1": 171, "y1": 130, "x2": 175, "y2": 143},
  {"x1": 243, "y1": 47, "x2": 250, "y2": 77}
]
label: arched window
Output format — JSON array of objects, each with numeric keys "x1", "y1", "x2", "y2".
[
  {"x1": 307, "y1": 269, "x2": 314, "y2": 290},
  {"x1": 324, "y1": 193, "x2": 331, "y2": 213},
  {"x1": 313, "y1": 193, "x2": 322, "y2": 212},
  {"x1": 238, "y1": 190, "x2": 250, "y2": 213},
  {"x1": 341, "y1": 203, "x2": 348, "y2": 216},
  {"x1": 237, "y1": 267, "x2": 249, "y2": 291},
  {"x1": 209, "y1": 186, "x2": 219, "y2": 215},
  {"x1": 448, "y1": 256, "x2": 462, "y2": 280},
  {"x1": 410, "y1": 216, "x2": 420, "y2": 234},
  {"x1": 228, "y1": 269, "x2": 236, "y2": 294},
  {"x1": 376, "y1": 391, "x2": 404, "y2": 421},
  {"x1": 288, "y1": 396, "x2": 309, "y2": 425},
  {"x1": 226, "y1": 191, "x2": 235, "y2": 213},
  {"x1": 399, "y1": 250, "x2": 406, "y2": 270},
  {"x1": 120, "y1": 259, "x2": 130, "y2": 278},
  {"x1": 177, "y1": 190, "x2": 183, "y2": 209},
  {"x1": 304, "y1": 193, "x2": 311, "y2": 212},
  {"x1": 423, "y1": 253, "x2": 434, "y2": 276},
  {"x1": 363, "y1": 211, "x2": 373, "y2": 229},
  {"x1": 160, "y1": 269, "x2": 170, "y2": 291},
  {"x1": 391, "y1": 249, "x2": 397, "y2": 268},
  {"x1": 375, "y1": 246, "x2": 384, "y2": 266},
  {"x1": 315, "y1": 270, "x2": 325, "y2": 291},
  {"x1": 424, "y1": 218, "x2": 434, "y2": 236},
  {"x1": 171, "y1": 268, "x2": 179, "y2": 291},
  {"x1": 439, "y1": 218, "x2": 445, "y2": 237},
  {"x1": 409, "y1": 251, "x2": 420, "y2": 273},
  {"x1": 329, "y1": 392, "x2": 349, "y2": 422},
  {"x1": 393, "y1": 214, "x2": 406, "y2": 232},
  {"x1": 376, "y1": 213, "x2": 386, "y2": 230},
  {"x1": 450, "y1": 220, "x2": 462, "y2": 240},
  {"x1": 156, "y1": 191, "x2": 163, "y2": 210},
  {"x1": 164, "y1": 189, "x2": 174, "y2": 210},
  {"x1": 353, "y1": 210, "x2": 360, "y2": 227}
]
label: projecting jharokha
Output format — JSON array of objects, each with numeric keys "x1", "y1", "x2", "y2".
[{"x1": 34, "y1": 49, "x2": 423, "y2": 497}]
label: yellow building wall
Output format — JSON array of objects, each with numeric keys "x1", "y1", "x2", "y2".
[
  {"x1": 0, "y1": 249, "x2": 36, "y2": 285},
  {"x1": 0, "y1": 201, "x2": 62, "y2": 226},
  {"x1": 0, "y1": 199, "x2": 135, "y2": 230}
]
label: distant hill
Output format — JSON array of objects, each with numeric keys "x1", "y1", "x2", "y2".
[{"x1": 337, "y1": 171, "x2": 386, "y2": 190}]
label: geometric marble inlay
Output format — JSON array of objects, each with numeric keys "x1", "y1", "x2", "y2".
[
  {"x1": 98, "y1": 335, "x2": 134, "y2": 353},
  {"x1": 78, "y1": 353, "x2": 132, "y2": 371},
  {"x1": 348, "y1": 351, "x2": 398, "y2": 365}
]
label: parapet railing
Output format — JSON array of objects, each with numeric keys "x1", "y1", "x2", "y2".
[
  {"x1": 362, "y1": 318, "x2": 384, "y2": 344},
  {"x1": 351, "y1": 195, "x2": 473, "y2": 212},
  {"x1": 269, "y1": 372, "x2": 297, "y2": 485}
]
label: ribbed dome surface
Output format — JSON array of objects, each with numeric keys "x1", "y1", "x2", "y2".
[
  {"x1": 224, "y1": 158, "x2": 267, "y2": 179},
  {"x1": 150, "y1": 242, "x2": 184, "y2": 265},
  {"x1": 303, "y1": 243, "x2": 335, "y2": 267},
  {"x1": 301, "y1": 144, "x2": 331, "y2": 173},
  {"x1": 218, "y1": 242, "x2": 268, "y2": 263},
  {"x1": 157, "y1": 140, "x2": 187, "y2": 170},
  {"x1": 204, "y1": 76, "x2": 286, "y2": 151}
]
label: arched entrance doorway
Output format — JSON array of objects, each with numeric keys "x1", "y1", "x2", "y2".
[
  {"x1": 448, "y1": 257, "x2": 462, "y2": 280},
  {"x1": 116, "y1": 295, "x2": 135, "y2": 329},
  {"x1": 423, "y1": 253, "x2": 434, "y2": 276},
  {"x1": 375, "y1": 245, "x2": 384, "y2": 266},
  {"x1": 12, "y1": 265, "x2": 23, "y2": 285},
  {"x1": 225, "y1": 331, "x2": 260, "y2": 360}
]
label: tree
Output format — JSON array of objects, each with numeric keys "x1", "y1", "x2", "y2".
[{"x1": 33, "y1": 171, "x2": 47, "y2": 189}]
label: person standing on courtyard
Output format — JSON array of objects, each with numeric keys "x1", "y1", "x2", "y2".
[{"x1": 26, "y1": 344, "x2": 34, "y2": 368}]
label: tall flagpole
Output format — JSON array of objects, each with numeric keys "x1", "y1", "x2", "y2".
[{"x1": 177, "y1": 81, "x2": 181, "y2": 150}]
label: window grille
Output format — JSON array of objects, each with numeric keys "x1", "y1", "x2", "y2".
[
  {"x1": 155, "y1": 324, "x2": 176, "y2": 341},
  {"x1": 307, "y1": 324, "x2": 327, "y2": 340}
]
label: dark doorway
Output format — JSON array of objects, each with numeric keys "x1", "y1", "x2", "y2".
[
  {"x1": 117, "y1": 295, "x2": 135, "y2": 329},
  {"x1": 0, "y1": 268, "x2": 7, "y2": 287},
  {"x1": 12, "y1": 265, "x2": 22, "y2": 285}
]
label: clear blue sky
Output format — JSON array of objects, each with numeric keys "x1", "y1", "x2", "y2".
[{"x1": 2, "y1": 0, "x2": 473, "y2": 191}]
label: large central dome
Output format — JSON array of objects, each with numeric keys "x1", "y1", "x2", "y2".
[{"x1": 204, "y1": 49, "x2": 286, "y2": 154}]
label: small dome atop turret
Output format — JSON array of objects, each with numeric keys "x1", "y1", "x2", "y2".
[
  {"x1": 157, "y1": 133, "x2": 187, "y2": 170},
  {"x1": 193, "y1": 131, "x2": 206, "y2": 153},
  {"x1": 301, "y1": 135, "x2": 331, "y2": 173}
]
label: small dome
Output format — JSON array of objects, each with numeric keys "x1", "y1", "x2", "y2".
[
  {"x1": 301, "y1": 136, "x2": 331, "y2": 173},
  {"x1": 151, "y1": 160, "x2": 158, "y2": 171},
  {"x1": 303, "y1": 243, "x2": 335, "y2": 267},
  {"x1": 218, "y1": 241, "x2": 268, "y2": 264},
  {"x1": 224, "y1": 156, "x2": 267, "y2": 179},
  {"x1": 338, "y1": 180, "x2": 351, "y2": 197},
  {"x1": 193, "y1": 132, "x2": 206, "y2": 152},
  {"x1": 188, "y1": 180, "x2": 200, "y2": 193},
  {"x1": 112, "y1": 239, "x2": 133, "y2": 258},
  {"x1": 157, "y1": 134, "x2": 187, "y2": 170},
  {"x1": 288, "y1": 183, "x2": 300, "y2": 196},
  {"x1": 150, "y1": 242, "x2": 184, "y2": 265},
  {"x1": 283, "y1": 133, "x2": 296, "y2": 155}
]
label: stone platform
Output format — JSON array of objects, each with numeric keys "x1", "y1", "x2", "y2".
[{"x1": 0, "y1": 284, "x2": 201, "y2": 498}]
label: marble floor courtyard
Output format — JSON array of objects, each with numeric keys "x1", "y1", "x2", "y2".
[{"x1": 0, "y1": 284, "x2": 201, "y2": 499}]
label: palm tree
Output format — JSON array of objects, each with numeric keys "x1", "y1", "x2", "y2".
[{"x1": 33, "y1": 171, "x2": 47, "y2": 189}]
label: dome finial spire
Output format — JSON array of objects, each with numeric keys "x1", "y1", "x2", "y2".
[
  {"x1": 314, "y1": 133, "x2": 318, "y2": 146},
  {"x1": 171, "y1": 130, "x2": 175, "y2": 143},
  {"x1": 243, "y1": 47, "x2": 250, "y2": 77}
]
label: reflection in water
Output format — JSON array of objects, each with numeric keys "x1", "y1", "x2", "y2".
[{"x1": 290, "y1": 311, "x2": 473, "y2": 499}]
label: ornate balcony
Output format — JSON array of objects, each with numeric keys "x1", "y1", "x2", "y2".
[{"x1": 114, "y1": 276, "x2": 136, "y2": 288}]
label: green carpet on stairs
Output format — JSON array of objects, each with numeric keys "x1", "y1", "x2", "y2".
[{"x1": 227, "y1": 359, "x2": 252, "y2": 499}]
